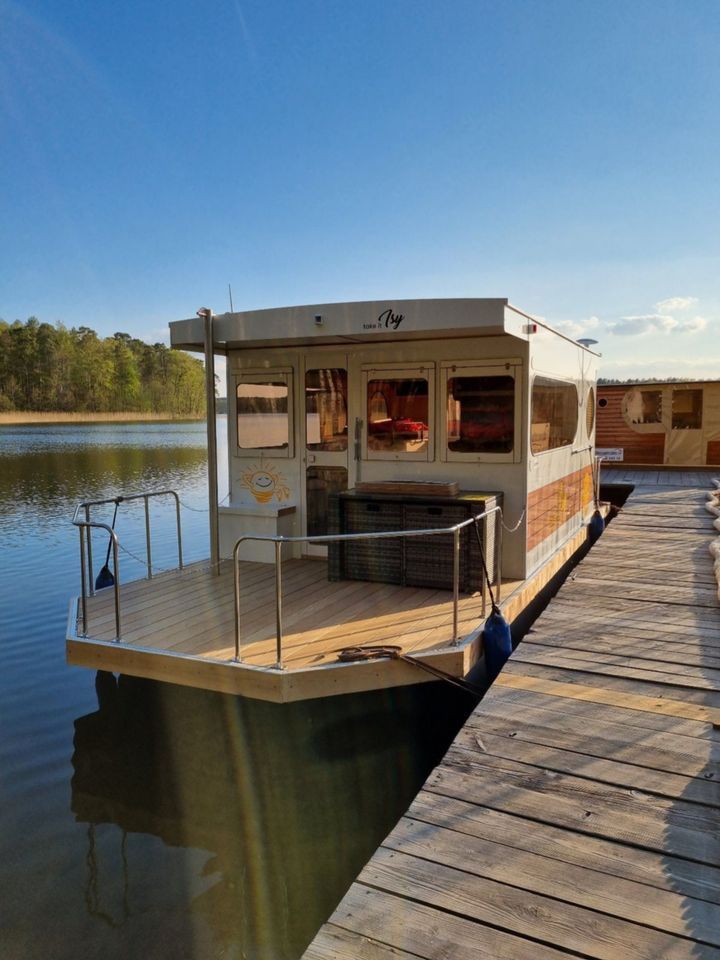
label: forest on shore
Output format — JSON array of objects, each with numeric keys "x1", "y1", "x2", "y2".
[{"x1": 0, "y1": 318, "x2": 206, "y2": 414}]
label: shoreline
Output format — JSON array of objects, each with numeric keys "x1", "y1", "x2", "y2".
[{"x1": 0, "y1": 411, "x2": 206, "y2": 425}]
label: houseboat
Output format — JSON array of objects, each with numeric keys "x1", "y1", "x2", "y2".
[
  {"x1": 67, "y1": 299, "x2": 600, "y2": 701},
  {"x1": 597, "y1": 380, "x2": 720, "y2": 467}
]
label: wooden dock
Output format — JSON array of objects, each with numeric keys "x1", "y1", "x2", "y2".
[{"x1": 303, "y1": 468, "x2": 720, "y2": 959}]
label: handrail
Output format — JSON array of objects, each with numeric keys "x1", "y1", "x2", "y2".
[
  {"x1": 71, "y1": 489, "x2": 184, "y2": 642},
  {"x1": 232, "y1": 505, "x2": 503, "y2": 669}
]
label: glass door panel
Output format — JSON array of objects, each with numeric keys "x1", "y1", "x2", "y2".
[
  {"x1": 303, "y1": 362, "x2": 350, "y2": 554},
  {"x1": 306, "y1": 466, "x2": 348, "y2": 536}
]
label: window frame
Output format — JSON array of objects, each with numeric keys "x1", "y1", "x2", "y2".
[
  {"x1": 361, "y1": 363, "x2": 435, "y2": 462},
  {"x1": 671, "y1": 387, "x2": 703, "y2": 431},
  {"x1": 440, "y1": 361, "x2": 522, "y2": 464},
  {"x1": 530, "y1": 374, "x2": 579, "y2": 457},
  {"x1": 235, "y1": 369, "x2": 294, "y2": 458},
  {"x1": 585, "y1": 386, "x2": 596, "y2": 439}
]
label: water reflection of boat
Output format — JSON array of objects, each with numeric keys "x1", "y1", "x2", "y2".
[
  {"x1": 67, "y1": 299, "x2": 601, "y2": 701},
  {"x1": 71, "y1": 670, "x2": 474, "y2": 957}
]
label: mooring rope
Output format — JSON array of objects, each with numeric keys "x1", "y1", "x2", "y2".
[{"x1": 335, "y1": 644, "x2": 483, "y2": 696}]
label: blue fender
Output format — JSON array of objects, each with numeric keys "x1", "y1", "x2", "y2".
[{"x1": 483, "y1": 609, "x2": 512, "y2": 682}]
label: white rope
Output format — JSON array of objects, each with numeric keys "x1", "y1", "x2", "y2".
[
  {"x1": 177, "y1": 492, "x2": 230, "y2": 513},
  {"x1": 116, "y1": 541, "x2": 174, "y2": 575},
  {"x1": 501, "y1": 509, "x2": 525, "y2": 534}
]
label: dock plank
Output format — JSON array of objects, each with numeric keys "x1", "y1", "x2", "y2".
[{"x1": 304, "y1": 470, "x2": 720, "y2": 957}]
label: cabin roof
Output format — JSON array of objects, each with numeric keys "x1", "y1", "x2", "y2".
[{"x1": 169, "y1": 298, "x2": 597, "y2": 354}]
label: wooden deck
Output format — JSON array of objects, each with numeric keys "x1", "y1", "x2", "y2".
[
  {"x1": 304, "y1": 470, "x2": 720, "y2": 958},
  {"x1": 67, "y1": 520, "x2": 590, "y2": 702}
]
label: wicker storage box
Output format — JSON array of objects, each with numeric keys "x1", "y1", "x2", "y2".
[
  {"x1": 335, "y1": 498, "x2": 403, "y2": 584},
  {"x1": 403, "y1": 504, "x2": 471, "y2": 590},
  {"x1": 329, "y1": 490, "x2": 502, "y2": 592}
]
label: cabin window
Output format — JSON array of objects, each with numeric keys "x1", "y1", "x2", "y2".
[
  {"x1": 623, "y1": 388, "x2": 662, "y2": 425},
  {"x1": 586, "y1": 387, "x2": 595, "y2": 436},
  {"x1": 672, "y1": 388, "x2": 702, "y2": 429},
  {"x1": 447, "y1": 375, "x2": 515, "y2": 454},
  {"x1": 306, "y1": 368, "x2": 348, "y2": 451},
  {"x1": 363, "y1": 366, "x2": 433, "y2": 460},
  {"x1": 236, "y1": 373, "x2": 293, "y2": 456},
  {"x1": 531, "y1": 377, "x2": 578, "y2": 454}
]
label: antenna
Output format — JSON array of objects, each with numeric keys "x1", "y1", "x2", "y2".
[{"x1": 228, "y1": 284, "x2": 234, "y2": 313}]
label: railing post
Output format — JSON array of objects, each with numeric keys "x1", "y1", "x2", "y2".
[
  {"x1": 144, "y1": 495, "x2": 153, "y2": 579},
  {"x1": 78, "y1": 526, "x2": 88, "y2": 636},
  {"x1": 495, "y1": 509, "x2": 503, "y2": 604},
  {"x1": 479, "y1": 516, "x2": 487, "y2": 619},
  {"x1": 233, "y1": 540, "x2": 242, "y2": 662},
  {"x1": 275, "y1": 540, "x2": 284, "y2": 669},
  {"x1": 85, "y1": 504, "x2": 95, "y2": 595},
  {"x1": 112, "y1": 533, "x2": 121, "y2": 641},
  {"x1": 452, "y1": 527, "x2": 460, "y2": 643},
  {"x1": 173, "y1": 492, "x2": 184, "y2": 570}
]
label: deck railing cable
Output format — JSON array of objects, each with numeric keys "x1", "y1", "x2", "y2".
[
  {"x1": 71, "y1": 489, "x2": 183, "y2": 641},
  {"x1": 231, "y1": 505, "x2": 503, "y2": 669}
]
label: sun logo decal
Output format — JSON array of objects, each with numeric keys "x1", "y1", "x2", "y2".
[{"x1": 240, "y1": 461, "x2": 291, "y2": 503}]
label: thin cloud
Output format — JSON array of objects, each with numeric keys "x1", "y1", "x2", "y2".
[
  {"x1": 608, "y1": 314, "x2": 676, "y2": 336},
  {"x1": 679, "y1": 315, "x2": 708, "y2": 332},
  {"x1": 553, "y1": 315, "x2": 601, "y2": 338},
  {"x1": 655, "y1": 296, "x2": 698, "y2": 313},
  {"x1": 608, "y1": 313, "x2": 707, "y2": 336}
]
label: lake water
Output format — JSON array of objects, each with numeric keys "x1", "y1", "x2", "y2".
[{"x1": 0, "y1": 419, "x2": 475, "y2": 960}]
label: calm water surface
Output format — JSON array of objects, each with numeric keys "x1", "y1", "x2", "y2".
[{"x1": 0, "y1": 419, "x2": 474, "y2": 960}]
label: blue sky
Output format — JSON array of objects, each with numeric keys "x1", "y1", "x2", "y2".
[{"x1": 2, "y1": 0, "x2": 719, "y2": 379}]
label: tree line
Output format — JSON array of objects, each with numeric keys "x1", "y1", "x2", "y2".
[{"x1": 0, "y1": 318, "x2": 206, "y2": 414}]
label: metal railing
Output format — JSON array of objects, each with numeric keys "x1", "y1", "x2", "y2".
[
  {"x1": 72, "y1": 489, "x2": 183, "y2": 640},
  {"x1": 232, "y1": 505, "x2": 503, "y2": 669}
]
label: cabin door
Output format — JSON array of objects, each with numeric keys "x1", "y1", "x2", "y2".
[{"x1": 302, "y1": 356, "x2": 352, "y2": 557}]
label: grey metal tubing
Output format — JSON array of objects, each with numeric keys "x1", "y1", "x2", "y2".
[
  {"x1": 174, "y1": 494, "x2": 184, "y2": 570},
  {"x1": 74, "y1": 490, "x2": 183, "y2": 573},
  {"x1": 452, "y1": 528, "x2": 460, "y2": 643},
  {"x1": 495, "y1": 511, "x2": 503, "y2": 604},
  {"x1": 232, "y1": 505, "x2": 503, "y2": 665},
  {"x1": 72, "y1": 489, "x2": 184, "y2": 642},
  {"x1": 73, "y1": 518, "x2": 121, "y2": 640},
  {"x1": 275, "y1": 540, "x2": 283, "y2": 668},
  {"x1": 85, "y1": 504, "x2": 94, "y2": 596},
  {"x1": 79, "y1": 525, "x2": 88, "y2": 633},
  {"x1": 144, "y1": 495, "x2": 153, "y2": 579},
  {"x1": 202, "y1": 310, "x2": 220, "y2": 574}
]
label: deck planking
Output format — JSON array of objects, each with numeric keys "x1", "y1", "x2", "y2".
[
  {"x1": 67, "y1": 511, "x2": 584, "y2": 700},
  {"x1": 303, "y1": 469, "x2": 720, "y2": 958}
]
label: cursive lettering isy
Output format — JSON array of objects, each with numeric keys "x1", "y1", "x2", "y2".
[{"x1": 377, "y1": 308, "x2": 404, "y2": 330}]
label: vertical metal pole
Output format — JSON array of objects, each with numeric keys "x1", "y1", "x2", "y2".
[
  {"x1": 495, "y1": 510, "x2": 503, "y2": 604},
  {"x1": 233, "y1": 542, "x2": 242, "y2": 662},
  {"x1": 112, "y1": 535, "x2": 121, "y2": 641},
  {"x1": 452, "y1": 527, "x2": 460, "y2": 643},
  {"x1": 85, "y1": 504, "x2": 95, "y2": 595},
  {"x1": 202, "y1": 308, "x2": 220, "y2": 574},
  {"x1": 174, "y1": 493, "x2": 184, "y2": 569},
  {"x1": 144, "y1": 495, "x2": 153, "y2": 579},
  {"x1": 79, "y1": 527, "x2": 88, "y2": 635},
  {"x1": 275, "y1": 540, "x2": 284, "y2": 668},
  {"x1": 480, "y1": 517, "x2": 487, "y2": 619}
]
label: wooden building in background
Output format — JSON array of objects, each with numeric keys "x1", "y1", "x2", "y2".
[{"x1": 596, "y1": 380, "x2": 720, "y2": 466}]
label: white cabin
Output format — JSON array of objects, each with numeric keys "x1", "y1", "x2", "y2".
[{"x1": 171, "y1": 298, "x2": 599, "y2": 580}]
